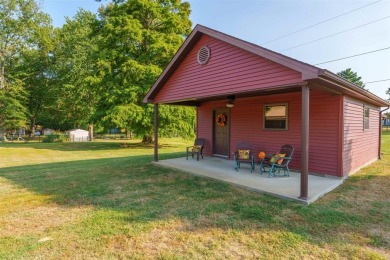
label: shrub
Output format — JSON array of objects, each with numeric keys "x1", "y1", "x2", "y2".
[{"x1": 42, "y1": 134, "x2": 67, "y2": 143}]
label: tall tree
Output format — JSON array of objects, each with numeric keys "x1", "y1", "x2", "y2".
[
  {"x1": 0, "y1": 78, "x2": 28, "y2": 135},
  {"x1": 0, "y1": 0, "x2": 52, "y2": 133},
  {"x1": 93, "y1": 0, "x2": 195, "y2": 142},
  {"x1": 21, "y1": 22, "x2": 55, "y2": 136},
  {"x1": 337, "y1": 68, "x2": 365, "y2": 89},
  {"x1": 49, "y1": 10, "x2": 99, "y2": 133}
]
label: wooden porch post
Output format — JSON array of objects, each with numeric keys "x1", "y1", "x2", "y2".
[
  {"x1": 300, "y1": 83, "x2": 309, "y2": 200},
  {"x1": 154, "y1": 104, "x2": 159, "y2": 162}
]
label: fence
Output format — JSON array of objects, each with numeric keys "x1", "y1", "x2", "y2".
[{"x1": 70, "y1": 136, "x2": 89, "y2": 142}]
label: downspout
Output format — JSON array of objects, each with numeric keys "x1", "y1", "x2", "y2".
[{"x1": 379, "y1": 106, "x2": 389, "y2": 159}]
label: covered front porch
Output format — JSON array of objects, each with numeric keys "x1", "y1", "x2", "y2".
[
  {"x1": 155, "y1": 156, "x2": 343, "y2": 205},
  {"x1": 144, "y1": 25, "x2": 387, "y2": 203}
]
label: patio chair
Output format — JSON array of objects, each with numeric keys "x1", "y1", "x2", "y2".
[
  {"x1": 186, "y1": 138, "x2": 205, "y2": 161},
  {"x1": 233, "y1": 142, "x2": 255, "y2": 173},
  {"x1": 259, "y1": 144, "x2": 294, "y2": 177}
]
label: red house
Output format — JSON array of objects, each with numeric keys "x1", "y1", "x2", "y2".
[{"x1": 144, "y1": 25, "x2": 389, "y2": 200}]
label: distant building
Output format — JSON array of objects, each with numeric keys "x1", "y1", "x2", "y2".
[
  {"x1": 69, "y1": 129, "x2": 89, "y2": 142},
  {"x1": 383, "y1": 116, "x2": 390, "y2": 126},
  {"x1": 42, "y1": 128, "x2": 54, "y2": 135}
]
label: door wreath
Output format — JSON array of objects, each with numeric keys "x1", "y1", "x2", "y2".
[{"x1": 216, "y1": 113, "x2": 227, "y2": 127}]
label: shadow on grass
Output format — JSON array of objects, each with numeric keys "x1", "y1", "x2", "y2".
[
  {"x1": 0, "y1": 152, "x2": 389, "y2": 257},
  {"x1": 0, "y1": 141, "x2": 176, "y2": 151},
  {"x1": 0, "y1": 152, "x2": 295, "y2": 225},
  {"x1": 0, "y1": 153, "x2": 370, "y2": 224}
]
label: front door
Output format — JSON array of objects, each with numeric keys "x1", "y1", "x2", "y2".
[{"x1": 213, "y1": 108, "x2": 230, "y2": 157}]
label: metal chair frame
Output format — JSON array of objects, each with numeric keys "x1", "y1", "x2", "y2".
[
  {"x1": 186, "y1": 138, "x2": 205, "y2": 161},
  {"x1": 259, "y1": 144, "x2": 294, "y2": 177},
  {"x1": 233, "y1": 142, "x2": 255, "y2": 173}
]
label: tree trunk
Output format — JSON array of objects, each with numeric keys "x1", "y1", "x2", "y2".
[
  {"x1": 30, "y1": 117, "x2": 36, "y2": 138},
  {"x1": 88, "y1": 123, "x2": 94, "y2": 141},
  {"x1": 0, "y1": 59, "x2": 5, "y2": 89},
  {"x1": 142, "y1": 135, "x2": 153, "y2": 143},
  {"x1": 126, "y1": 128, "x2": 131, "y2": 139}
]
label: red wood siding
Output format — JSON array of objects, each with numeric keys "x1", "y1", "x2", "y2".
[
  {"x1": 343, "y1": 97, "x2": 380, "y2": 175},
  {"x1": 230, "y1": 93, "x2": 302, "y2": 171},
  {"x1": 154, "y1": 35, "x2": 303, "y2": 103},
  {"x1": 309, "y1": 90, "x2": 342, "y2": 176},
  {"x1": 197, "y1": 90, "x2": 342, "y2": 176}
]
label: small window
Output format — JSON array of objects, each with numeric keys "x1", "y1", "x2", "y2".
[
  {"x1": 364, "y1": 106, "x2": 369, "y2": 130},
  {"x1": 263, "y1": 104, "x2": 288, "y2": 130}
]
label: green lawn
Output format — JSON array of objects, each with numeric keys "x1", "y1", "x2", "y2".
[{"x1": 0, "y1": 136, "x2": 389, "y2": 259}]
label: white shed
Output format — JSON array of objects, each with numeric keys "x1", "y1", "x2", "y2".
[
  {"x1": 43, "y1": 128, "x2": 54, "y2": 135},
  {"x1": 69, "y1": 129, "x2": 89, "y2": 142}
]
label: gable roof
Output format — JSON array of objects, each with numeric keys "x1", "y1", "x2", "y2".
[{"x1": 144, "y1": 24, "x2": 389, "y2": 107}]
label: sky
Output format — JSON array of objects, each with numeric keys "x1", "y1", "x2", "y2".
[{"x1": 41, "y1": 0, "x2": 390, "y2": 100}]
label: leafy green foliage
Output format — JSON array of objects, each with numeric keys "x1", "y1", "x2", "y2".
[
  {"x1": 50, "y1": 10, "x2": 99, "y2": 130},
  {"x1": 0, "y1": 0, "x2": 53, "y2": 132},
  {"x1": 0, "y1": 79, "x2": 28, "y2": 130},
  {"x1": 1, "y1": 0, "x2": 196, "y2": 141},
  {"x1": 42, "y1": 133, "x2": 67, "y2": 143},
  {"x1": 337, "y1": 68, "x2": 365, "y2": 89},
  {"x1": 21, "y1": 25, "x2": 55, "y2": 136},
  {"x1": 159, "y1": 105, "x2": 196, "y2": 139},
  {"x1": 92, "y1": 0, "x2": 194, "y2": 140}
]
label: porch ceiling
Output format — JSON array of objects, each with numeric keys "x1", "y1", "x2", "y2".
[
  {"x1": 155, "y1": 157, "x2": 343, "y2": 204},
  {"x1": 152, "y1": 77, "x2": 390, "y2": 107}
]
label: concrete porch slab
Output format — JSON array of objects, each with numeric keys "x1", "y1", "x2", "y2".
[{"x1": 155, "y1": 157, "x2": 343, "y2": 204}]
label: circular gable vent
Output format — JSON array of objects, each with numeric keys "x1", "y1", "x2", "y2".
[{"x1": 197, "y1": 46, "x2": 210, "y2": 65}]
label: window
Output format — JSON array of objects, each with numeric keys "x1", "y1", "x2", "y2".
[
  {"x1": 364, "y1": 106, "x2": 369, "y2": 130},
  {"x1": 263, "y1": 104, "x2": 288, "y2": 130}
]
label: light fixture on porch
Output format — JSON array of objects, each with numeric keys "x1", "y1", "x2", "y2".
[{"x1": 226, "y1": 95, "x2": 235, "y2": 108}]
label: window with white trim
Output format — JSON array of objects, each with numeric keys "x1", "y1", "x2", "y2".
[
  {"x1": 364, "y1": 106, "x2": 369, "y2": 130},
  {"x1": 263, "y1": 104, "x2": 288, "y2": 130}
]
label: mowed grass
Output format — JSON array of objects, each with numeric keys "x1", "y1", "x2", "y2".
[{"x1": 0, "y1": 136, "x2": 389, "y2": 259}]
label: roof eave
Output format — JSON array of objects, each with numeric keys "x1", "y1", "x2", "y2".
[{"x1": 318, "y1": 69, "x2": 390, "y2": 107}]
